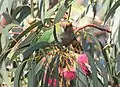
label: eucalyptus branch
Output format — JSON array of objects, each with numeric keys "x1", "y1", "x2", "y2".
[{"x1": 74, "y1": 24, "x2": 111, "y2": 34}]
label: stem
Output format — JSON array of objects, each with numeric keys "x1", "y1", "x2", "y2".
[
  {"x1": 74, "y1": 24, "x2": 111, "y2": 34},
  {"x1": 9, "y1": 32, "x2": 22, "y2": 35},
  {"x1": 68, "y1": 5, "x2": 72, "y2": 20}
]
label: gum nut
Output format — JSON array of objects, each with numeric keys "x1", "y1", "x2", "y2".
[
  {"x1": 34, "y1": 4, "x2": 37, "y2": 8},
  {"x1": 1, "y1": 15, "x2": 8, "y2": 27},
  {"x1": 94, "y1": 16, "x2": 103, "y2": 24},
  {"x1": 76, "y1": 0, "x2": 84, "y2": 5},
  {"x1": 27, "y1": 15, "x2": 36, "y2": 24},
  {"x1": 33, "y1": 0, "x2": 37, "y2": 4},
  {"x1": 34, "y1": 10, "x2": 38, "y2": 17}
]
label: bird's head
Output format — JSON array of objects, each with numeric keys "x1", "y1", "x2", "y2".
[{"x1": 60, "y1": 21, "x2": 73, "y2": 32}]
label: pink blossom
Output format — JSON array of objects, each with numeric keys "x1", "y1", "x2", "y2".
[
  {"x1": 43, "y1": 73, "x2": 57, "y2": 87},
  {"x1": 48, "y1": 78, "x2": 57, "y2": 87},
  {"x1": 77, "y1": 53, "x2": 89, "y2": 75},
  {"x1": 61, "y1": 67, "x2": 76, "y2": 80}
]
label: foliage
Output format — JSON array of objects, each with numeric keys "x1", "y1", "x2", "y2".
[{"x1": 0, "y1": 0, "x2": 120, "y2": 87}]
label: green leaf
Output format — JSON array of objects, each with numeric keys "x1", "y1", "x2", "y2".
[
  {"x1": 90, "y1": 0, "x2": 93, "y2": 4},
  {"x1": 45, "y1": 4, "x2": 58, "y2": 18},
  {"x1": 99, "y1": 42, "x2": 110, "y2": 69},
  {"x1": 0, "y1": 34, "x2": 2, "y2": 54},
  {"x1": 86, "y1": 32, "x2": 101, "y2": 51},
  {"x1": 44, "y1": 54, "x2": 57, "y2": 86},
  {"x1": 14, "y1": 61, "x2": 27, "y2": 87},
  {"x1": 35, "y1": 66, "x2": 45, "y2": 87},
  {"x1": 0, "y1": 73, "x2": 3, "y2": 83},
  {"x1": 44, "y1": 0, "x2": 49, "y2": 12},
  {"x1": 39, "y1": 0, "x2": 45, "y2": 24},
  {"x1": 54, "y1": 1, "x2": 71, "y2": 23},
  {"x1": 97, "y1": 0, "x2": 110, "y2": 20},
  {"x1": 18, "y1": 32, "x2": 36, "y2": 49},
  {"x1": 28, "y1": 60, "x2": 36, "y2": 87},
  {"x1": 16, "y1": 6, "x2": 31, "y2": 23},
  {"x1": 39, "y1": 0, "x2": 43, "y2": 16},
  {"x1": 1, "y1": 23, "x2": 17, "y2": 49},
  {"x1": 35, "y1": 59, "x2": 44, "y2": 75},
  {"x1": 104, "y1": 0, "x2": 120, "y2": 23},
  {"x1": 2, "y1": 12, "x2": 12, "y2": 24},
  {"x1": 0, "y1": 61, "x2": 11, "y2": 87},
  {"x1": 86, "y1": 53, "x2": 98, "y2": 87},
  {"x1": 0, "y1": 50, "x2": 10, "y2": 69},
  {"x1": 0, "y1": 0, "x2": 13, "y2": 13},
  {"x1": 41, "y1": 0, "x2": 45, "y2": 24},
  {"x1": 116, "y1": 52, "x2": 120, "y2": 75},
  {"x1": 97, "y1": 78, "x2": 104, "y2": 87},
  {"x1": 95, "y1": 60, "x2": 108, "y2": 87},
  {"x1": 7, "y1": 0, "x2": 13, "y2": 14},
  {"x1": 76, "y1": 65, "x2": 88, "y2": 87},
  {"x1": 8, "y1": 32, "x2": 36, "y2": 61},
  {"x1": 64, "y1": 0, "x2": 73, "y2": 6},
  {"x1": 54, "y1": 54, "x2": 60, "y2": 87},
  {"x1": 30, "y1": 0, "x2": 35, "y2": 17},
  {"x1": 10, "y1": 18, "x2": 51, "y2": 48},
  {"x1": 22, "y1": 42, "x2": 50, "y2": 60},
  {"x1": 0, "y1": 0, "x2": 4, "y2": 11},
  {"x1": 112, "y1": 76, "x2": 120, "y2": 85},
  {"x1": 109, "y1": 0, "x2": 114, "y2": 9},
  {"x1": 12, "y1": 6, "x2": 26, "y2": 19}
]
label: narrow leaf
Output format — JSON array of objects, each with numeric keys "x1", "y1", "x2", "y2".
[
  {"x1": 54, "y1": 1, "x2": 70, "y2": 23},
  {"x1": 104, "y1": 0, "x2": 120, "y2": 23},
  {"x1": 44, "y1": 54, "x2": 58, "y2": 86},
  {"x1": 22, "y1": 42, "x2": 50, "y2": 60},
  {"x1": 14, "y1": 61, "x2": 26, "y2": 87},
  {"x1": 86, "y1": 52, "x2": 98, "y2": 87},
  {"x1": 28, "y1": 60, "x2": 36, "y2": 87},
  {"x1": 55, "y1": 54, "x2": 60, "y2": 87}
]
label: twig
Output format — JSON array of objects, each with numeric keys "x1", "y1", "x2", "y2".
[
  {"x1": 9, "y1": 32, "x2": 22, "y2": 35},
  {"x1": 74, "y1": 24, "x2": 111, "y2": 34},
  {"x1": 68, "y1": 5, "x2": 72, "y2": 20}
]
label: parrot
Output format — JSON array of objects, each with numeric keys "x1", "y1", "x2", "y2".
[
  {"x1": 53, "y1": 20, "x2": 83, "y2": 53},
  {"x1": 53, "y1": 21, "x2": 75, "y2": 47}
]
